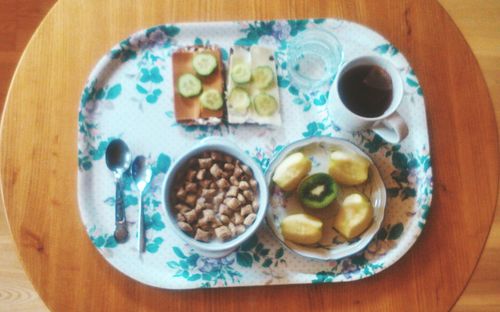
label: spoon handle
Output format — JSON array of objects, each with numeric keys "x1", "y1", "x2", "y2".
[
  {"x1": 115, "y1": 180, "x2": 125, "y2": 221},
  {"x1": 113, "y1": 179, "x2": 128, "y2": 243},
  {"x1": 138, "y1": 193, "x2": 145, "y2": 253}
]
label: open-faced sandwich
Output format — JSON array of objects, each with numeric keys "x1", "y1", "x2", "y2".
[
  {"x1": 172, "y1": 46, "x2": 225, "y2": 125},
  {"x1": 226, "y1": 45, "x2": 281, "y2": 126}
]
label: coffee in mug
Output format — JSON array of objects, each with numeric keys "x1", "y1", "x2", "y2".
[
  {"x1": 339, "y1": 65, "x2": 393, "y2": 118},
  {"x1": 327, "y1": 56, "x2": 409, "y2": 143}
]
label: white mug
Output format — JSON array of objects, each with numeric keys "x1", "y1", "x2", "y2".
[{"x1": 328, "y1": 56, "x2": 409, "y2": 143}]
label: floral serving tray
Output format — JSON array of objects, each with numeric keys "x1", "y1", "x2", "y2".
[{"x1": 78, "y1": 18, "x2": 433, "y2": 289}]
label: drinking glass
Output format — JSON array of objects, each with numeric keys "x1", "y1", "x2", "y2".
[{"x1": 287, "y1": 28, "x2": 343, "y2": 90}]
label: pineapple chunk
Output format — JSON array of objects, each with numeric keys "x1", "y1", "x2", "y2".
[
  {"x1": 328, "y1": 151, "x2": 370, "y2": 186},
  {"x1": 272, "y1": 152, "x2": 312, "y2": 191},
  {"x1": 280, "y1": 213, "x2": 323, "y2": 245},
  {"x1": 333, "y1": 193, "x2": 373, "y2": 239}
]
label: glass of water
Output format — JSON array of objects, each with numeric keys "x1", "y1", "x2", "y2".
[{"x1": 287, "y1": 28, "x2": 343, "y2": 90}]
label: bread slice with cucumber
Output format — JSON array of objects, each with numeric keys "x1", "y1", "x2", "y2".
[
  {"x1": 172, "y1": 46, "x2": 225, "y2": 125},
  {"x1": 226, "y1": 45, "x2": 282, "y2": 125}
]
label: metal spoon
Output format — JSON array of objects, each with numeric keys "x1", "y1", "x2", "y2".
[
  {"x1": 131, "y1": 156, "x2": 152, "y2": 253},
  {"x1": 105, "y1": 139, "x2": 131, "y2": 243}
]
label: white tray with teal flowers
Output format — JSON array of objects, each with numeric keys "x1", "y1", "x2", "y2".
[{"x1": 78, "y1": 18, "x2": 432, "y2": 288}]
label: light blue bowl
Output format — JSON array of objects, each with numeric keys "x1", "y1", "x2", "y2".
[{"x1": 162, "y1": 137, "x2": 269, "y2": 258}]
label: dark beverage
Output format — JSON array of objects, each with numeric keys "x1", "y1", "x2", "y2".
[{"x1": 338, "y1": 65, "x2": 393, "y2": 118}]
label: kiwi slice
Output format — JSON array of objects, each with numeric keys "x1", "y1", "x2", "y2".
[{"x1": 297, "y1": 173, "x2": 338, "y2": 209}]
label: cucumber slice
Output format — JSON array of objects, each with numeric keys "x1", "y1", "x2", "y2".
[
  {"x1": 200, "y1": 89, "x2": 223, "y2": 111},
  {"x1": 253, "y1": 93, "x2": 278, "y2": 116},
  {"x1": 178, "y1": 74, "x2": 202, "y2": 98},
  {"x1": 228, "y1": 87, "x2": 250, "y2": 115},
  {"x1": 192, "y1": 53, "x2": 217, "y2": 76},
  {"x1": 230, "y1": 63, "x2": 251, "y2": 84},
  {"x1": 252, "y1": 66, "x2": 274, "y2": 89}
]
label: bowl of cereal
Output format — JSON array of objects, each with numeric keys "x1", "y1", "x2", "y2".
[{"x1": 162, "y1": 137, "x2": 268, "y2": 257}]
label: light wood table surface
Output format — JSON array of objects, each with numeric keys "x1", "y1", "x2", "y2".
[{"x1": 0, "y1": 0, "x2": 499, "y2": 311}]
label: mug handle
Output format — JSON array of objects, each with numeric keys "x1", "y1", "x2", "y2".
[{"x1": 372, "y1": 112, "x2": 409, "y2": 144}]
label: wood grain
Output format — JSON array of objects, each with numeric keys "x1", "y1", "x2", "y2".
[
  {"x1": 440, "y1": 2, "x2": 500, "y2": 311},
  {"x1": 0, "y1": 2, "x2": 58, "y2": 311},
  {"x1": 0, "y1": 0, "x2": 498, "y2": 311}
]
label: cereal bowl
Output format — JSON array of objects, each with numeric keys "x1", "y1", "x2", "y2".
[{"x1": 162, "y1": 137, "x2": 268, "y2": 258}]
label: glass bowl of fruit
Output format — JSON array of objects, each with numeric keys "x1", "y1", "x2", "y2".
[{"x1": 265, "y1": 136, "x2": 386, "y2": 261}]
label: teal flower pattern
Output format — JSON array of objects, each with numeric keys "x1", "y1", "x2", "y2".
[
  {"x1": 78, "y1": 78, "x2": 124, "y2": 171},
  {"x1": 235, "y1": 235, "x2": 286, "y2": 269},
  {"x1": 303, "y1": 122, "x2": 328, "y2": 137},
  {"x1": 406, "y1": 69, "x2": 424, "y2": 96},
  {"x1": 135, "y1": 53, "x2": 166, "y2": 106},
  {"x1": 167, "y1": 247, "x2": 242, "y2": 287},
  {"x1": 110, "y1": 38, "x2": 138, "y2": 62},
  {"x1": 354, "y1": 132, "x2": 431, "y2": 200},
  {"x1": 374, "y1": 43, "x2": 399, "y2": 56},
  {"x1": 88, "y1": 225, "x2": 118, "y2": 249},
  {"x1": 247, "y1": 145, "x2": 284, "y2": 171}
]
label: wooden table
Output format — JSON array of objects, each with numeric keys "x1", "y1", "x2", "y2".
[{"x1": 0, "y1": 0, "x2": 498, "y2": 311}]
